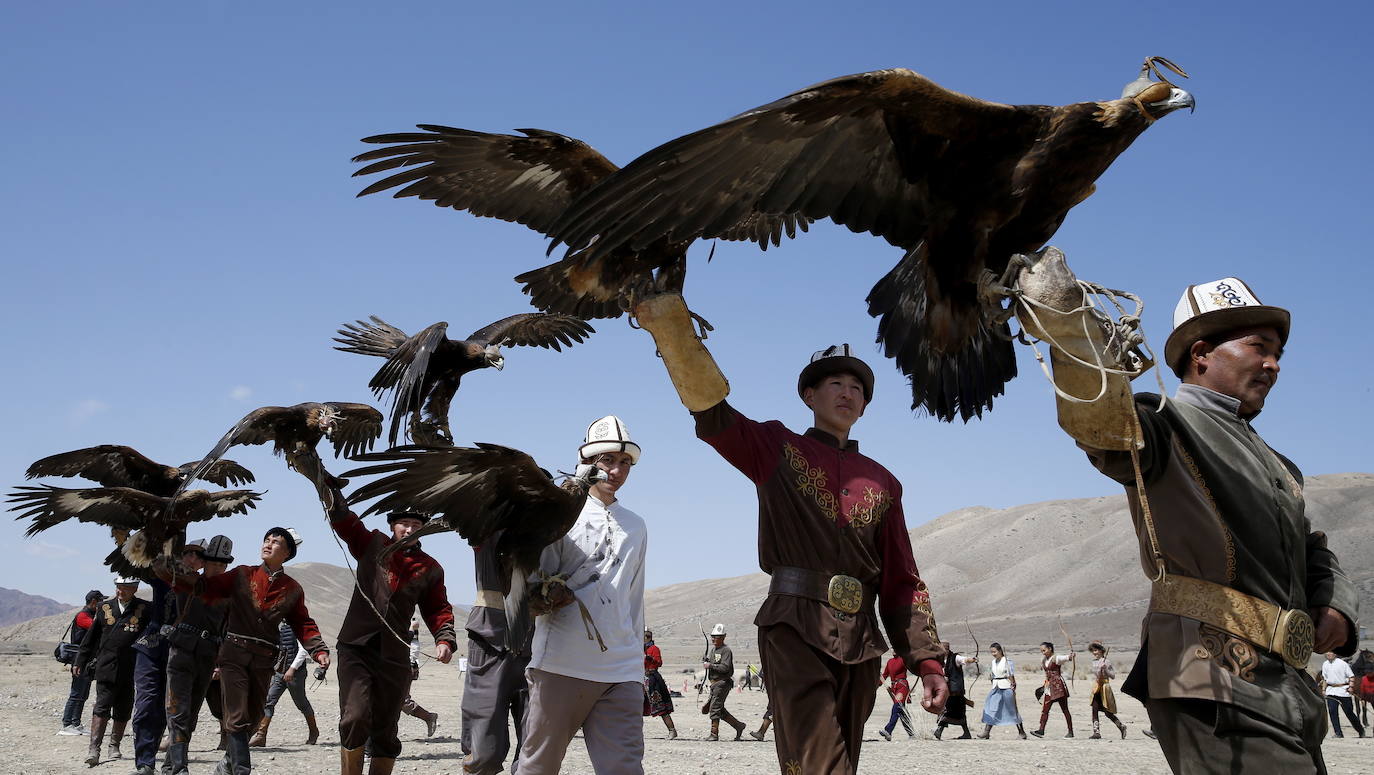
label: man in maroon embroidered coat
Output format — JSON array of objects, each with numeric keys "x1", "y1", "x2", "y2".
[
  {"x1": 633, "y1": 293, "x2": 947, "y2": 775},
  {"x1": 179, "y1": 527, "x2": 329, "y2": 775},
  {"x1": 315, "y1": 472, "x2": 457, "y2": 775}
]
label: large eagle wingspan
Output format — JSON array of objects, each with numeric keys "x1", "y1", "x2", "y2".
[
  {"x1": 334, "y1": 313, "x2": 594, "y2": 446},
  {"x1": 26, "y1": 444, "x2": 255, "y2": 496},
  {"x1": 352, "y1": 126, "x2": 809, "y2": 320},
  {"x1": 545, "y1": 63, "x2": 1193, "y2": 421}
]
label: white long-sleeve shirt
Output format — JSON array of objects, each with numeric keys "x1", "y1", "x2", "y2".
[
  {"x1": 289, "y1": 645, "x2": 308, "y2": 670},
  {"x1": 527, "y1": 494, "x2": 647, "y2": 684},
  {"x1": 989, "y1": 656, "x2": 1016, "y2": 690},
  {"x1": 1322, "y1": 659, "x2": 1354, "y2": 697}
]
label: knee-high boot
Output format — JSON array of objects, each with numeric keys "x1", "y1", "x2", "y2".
[
  {"x1": 107, "y1": 719, "x2": 127, "y2": 759},
  {"x1": 404, "y1": 699, "x2": 438, "y2": 738},
  {"x1": 977, "y1": 723, "x2": 992, "y2": 740},
  {"x1": 341, "y1": 747, "x2": 365, "y2": 775},
  {"x1": 304, "y1": 713, "x2": 320, "y2": 745},
  {"x1": 85, "y1": 715, "x2": 107, "y2": 767}
]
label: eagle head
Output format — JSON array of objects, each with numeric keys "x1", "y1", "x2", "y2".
[
  {"x1": 1121, "y1": 57, "x2": 1195, "y2": 118},
  {"x1": 483, "y1": 344, "x2": 505, "y2": 371}
]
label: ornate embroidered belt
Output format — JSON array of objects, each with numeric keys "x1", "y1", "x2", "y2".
[
  {"x1": 1149, "y1": 575, "x2": 1314, "y2": 670},
  {"x1": 769, "y1": 566, "x2": 874, "y2": 616},
  {"x1": 474, "y1": 589, "x2": 504, "y2": 609}
]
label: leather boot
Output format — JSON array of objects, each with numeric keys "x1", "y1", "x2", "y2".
[
  {"x1": 108, "y1": 719, "x2": 127, "y2": 759},
  {"x1": 1090, "y1": 719, "x2": 1102, "y2": 739},
  {"x1": 159, "y1": 731, "x2": 170, "y2": 752},
  {"x1": 956, "y1": 723, "x2": 972, "y2": 739},
  {"x1": 706, "y1": 720, "x2": 719, "y2": 741},
  {"x1": 1116, "y1": 718, "x2": 1128, "y2": 739},
  {"x1": 664, "y1": 715, "x2": 678, "y2": 740},
  {"x1": 749, "y1": 718, "x2": 770, "y2": 741},
  {"x1": 216, "y1": 728, "x2": 228, "y2": 751},
  {"x1": 305, "y1": 714, "x2": 319, "y2": 745},
  {"x1": 404, "y1": 701, "x2": 437, "y2": 738},
  {"x1": 248, "y1": 715, "x2": 270, "y2": 747},
  {"x1": 226, "y1": 731, "x2": 251, "y2": 775},
  {"x1": 976, "y1": 724, "x2": 992, "y2": 740},
  {"x1": 369, "y1": 757, "x2": 396, "y2": 775},
  {"x1": 934, "y1": 723, "x2": 945, "y2": 740},
  {"x1": 165, "y1": 742, "x2": 189, "y2": 775},
  {"x1": 85, "y1": 716, "x2": 107, "y2": 767},
  {"x1": 341, "y1": 746, "x2": 365, "y2": 775}
]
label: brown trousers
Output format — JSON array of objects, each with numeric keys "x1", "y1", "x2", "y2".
[
  {"x1": 759, "y1": 624, "x2": 879, "y2": 775},
  {"x1": 337, "y1": 642, "x2": 411, "y2": 757},
  {"x1": 216, "y1": 639, "x2": 276, "y2": 735}
]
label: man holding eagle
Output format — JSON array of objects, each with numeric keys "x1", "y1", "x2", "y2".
[{"x1": 10, "y1": 53, "x2": 1361, "y2": 775}]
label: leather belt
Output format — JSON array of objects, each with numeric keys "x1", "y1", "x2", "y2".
[
  {"x1": 1149, "y1": 574, "x2": 1314, "y2": 670},
  {"x1": 474, "y1": 589, "x2": 504, "y2": 609},
  {"x1": 174, "y1": 622, "x2": 222, "y2": 643},
  {"x1": 769, "y1": 566, "x2": 874, "y2": 616}
]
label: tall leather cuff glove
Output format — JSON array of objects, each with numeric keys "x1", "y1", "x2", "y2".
[{"x1": 631, "y1": 293, "x2": 729, "y2": 412}]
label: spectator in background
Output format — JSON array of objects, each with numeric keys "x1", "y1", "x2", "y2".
[
  {"x1": 58, "y1": 590, "x2": 105, "y2": 735},
  {"x1": 251, "y1": 619, "x2": 319, "y2": 746}
]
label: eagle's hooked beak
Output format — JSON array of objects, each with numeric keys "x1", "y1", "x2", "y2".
[
  {"x1": 484, "y1": 345, "x2": 505, "y2": 371},
  {"x1": 1153, "y1": 87, "x2": 1195, "y2": 114}
]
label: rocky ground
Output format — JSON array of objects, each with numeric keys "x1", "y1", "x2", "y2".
[{"x1": 2, "y1": 654, "x2": 1370, "y2": 774}]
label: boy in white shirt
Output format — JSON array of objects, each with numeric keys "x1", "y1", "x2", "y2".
[
  {"x1": 518, "y1": 416, "x2": 649, "y2": 775},
  {"x1": 1320, "y1": 652, "x2": 1366, "y2": 738}
]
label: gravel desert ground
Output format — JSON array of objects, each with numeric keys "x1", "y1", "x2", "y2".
[{"x1": 3, "y1": 653, "x2": 1370, "y2": 775}]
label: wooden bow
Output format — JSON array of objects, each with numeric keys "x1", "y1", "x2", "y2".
[
  {"x1": 1058, "y1": 614, "x2": 1076, "y2": 690},
  {"x1": 965, "y1": 618, "x2": 982, "y2": 691}
]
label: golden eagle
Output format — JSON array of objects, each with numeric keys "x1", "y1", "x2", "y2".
[
  {"x1": 26, "y1": 444, "x2": 254, "y2": 496},
  {"x1": 334, "y1": 313, "x2": 594, "y2": 446},
  {"x1": 546, "y1": 59, "x2": 1194, "y2": 421},
  {"x1": 8, "y1": 485, "x2": 261, "y2": 568},
  {"x1": 344, "y1": 444, "x2": 606, "y2": 630},
  {"x1": 351, "y1": 126, "x2": 809, "y2": 319}
]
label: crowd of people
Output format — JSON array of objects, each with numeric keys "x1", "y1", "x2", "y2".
[{"x1": 41, "y1": 271, "x2": 1365, "y2": 775}]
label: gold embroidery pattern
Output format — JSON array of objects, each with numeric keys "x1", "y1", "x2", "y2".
[
  {"x1": 781, "y1": 443, "x2": 891, "y2": 528},
  {"x1": 1174, "y1": 439, "x2": 1237, "y2": 582},
  {"x1": 783, "y1": 443, "x2": 838, "y2": 520},
  {"x1": 1198, "y1": 624, "x2": 1259, "y2": 682},
  {"x1": 103, "y1": 604, "x2": 116, "y2": 626},
  {"x1": 914, "y1": 586, "x2": 940, "y2": 644},
  {"x1": 783, "y1": 760, "x2": 802, "y2": 775}
]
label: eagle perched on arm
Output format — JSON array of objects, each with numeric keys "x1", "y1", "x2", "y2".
[{"x1": 547, "y1": 59, "x2": 1194, "y2": 421}]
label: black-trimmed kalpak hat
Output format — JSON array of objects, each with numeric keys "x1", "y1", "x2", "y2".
[
  {"x1": 1164, "y1": 277, "x2": 1290, "y2": 378},
  {"x1": 580, "y1": 415, "x2": 641, "y2": 464},
  {"x1": 797, "y1": 344, "x2": 875, "y2": 404},
  {"x1": 386, "y1": 511, "x2": 431, "y2": 525}
]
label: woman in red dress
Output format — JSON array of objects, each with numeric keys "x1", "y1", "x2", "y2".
[
  {"x1": 642, "y1": 629, "x2": 678, "y2": 739},
  {"x1": 878, "y1": 653, "x2": 915, "y2": 740}
]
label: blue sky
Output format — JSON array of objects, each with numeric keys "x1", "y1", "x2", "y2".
[{"x1": 3, "y1": 1, "x2": 1370, "y2": 606}]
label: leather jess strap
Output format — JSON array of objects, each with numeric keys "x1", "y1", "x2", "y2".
[{"x1": 769, "y1": 566, "x2": 875, "y2": 615}]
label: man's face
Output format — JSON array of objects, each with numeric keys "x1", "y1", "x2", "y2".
[
  {"x1": 590, "y1": 452, "x2": 634, "y2": 498},
  {"x1": 711, "y1": 634, "x2": 726, "y2": 648},
  {"x1": 114, "y1": 584, "x2": 137, "y2": 603},
  {"x1": 803, "y1": 372, "x2": 867, "y2": 434},
  {"x1": 181, "y1": 550, "x2": 206, "y2": 572},
  {"x1": 391, "y1": 517, "x2": 424, "y2": 542},
  {"x1": 204, "y1": 561, "x2": 229, "y2": 577},
  {"x1": 1326, "y1": 652, "x2": 1338, "y2": 662},
  {"x1": 261, "y1": 535, "x2": 291, "y2": 565},
  {"x1": 1187, "y1": 326, "x2": 1282, "y2": 415}
]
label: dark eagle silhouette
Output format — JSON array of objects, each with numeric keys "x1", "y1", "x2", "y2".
[
  {"x1": 26, "y1": 445, "x2": 255, "y2": 496},
  {"x1": 8, "y1": 485, "x2": 261, "y2": 569},
  {"x1": 546, "y1": 59, "x2": 1195, "y2": 421},
  {"x1": 174, "y1": 402, "x2": 383, "y2": 505},
  {"x1": 351, "y1": 126, "x2": 810, "y2": 319},
  {"x1": 344, "y1": 444, "x2": 607, "y2": 639},
  {"x1": 334, "y1": 314, "x2": 594, "y2": 447}
]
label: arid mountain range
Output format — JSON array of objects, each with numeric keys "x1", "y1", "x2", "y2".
[{"x1": 6, "y1": 473, "x2": 1370, "y2": 677}]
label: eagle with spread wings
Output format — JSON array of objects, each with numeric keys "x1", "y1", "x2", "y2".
[
  {"x1": 334, "y1": 313, "x2": 594, "y2": 446},
  {"x1": 344, "y1": 444, "x2": 607, "y2": 645},
  {"x1": 8, "y1": 485, "x2": 261, "y2": 570},
  {"x1": 26, "y1": 444, "x2": 254, "y2": 496},
  {"x1": 545, "y1": 59, "x2": 1194, "y2": 421},
  {"x1": 351, "y1": 126, "x2": 809, "y2": 320}
]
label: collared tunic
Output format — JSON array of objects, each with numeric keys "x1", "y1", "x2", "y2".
[
  {"x1": 882, "y1": 656, "x2": 910, "y2": 704},
  {"x1": 528, "y1": 494, "x2": 647, "y2": 685},
  {"x1": 193, "y1": 565, "x2": 326, "y2": 656},
  {"x1": 77, "y1": 596, "x2": 151, "y2": 684},
  {"x1": 694, "y1": 401, "x2": 942, "y2": 673},
  {"x1": 1084, "y1": 384, "x2": 1359, "y2": 729},
  {"x1": 331, "y1": 511, "x2": 457, "y2": 657}
]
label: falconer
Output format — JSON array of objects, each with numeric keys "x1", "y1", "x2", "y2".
[
  {"x1": 702, "y1": 623, "x2": 746, "y2": 741},
  {"x1": 162, "y1": 535, "x2": 234, "y2": 775},
  {"x1": 309, "y1": 466, "x2": 457, "y2": 775},
  {"x1": 75, "y1": 575, "x2": 150, "y2": 767},
  {"x1": 1025, "y1": 268, "x2": 1360, "y2": 773},
  {"x1": 634, "y1": 293, "x2": 947, "y2": 775},
  {"x1": 173, "y1": 527, "x2": 329, "y2": 775}
]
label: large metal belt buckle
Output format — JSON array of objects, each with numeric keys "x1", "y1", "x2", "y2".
[
  {"x1": 827, "y1": 575, "x2": 863, "y2": 615},
  {"x1": 1275, "y1": 608, "x2": 1315, "y2": 670}
]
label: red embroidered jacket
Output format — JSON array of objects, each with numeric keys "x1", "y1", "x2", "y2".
[
  {"x1": 331, "y1": 511, "x2": 457, "y2": 658},
  {"x1": 695, "y1": 401, "x2": 943, "y2": 675},
  {"x1": 193, "y1": 565, "x2": 326, "y2": 656},
  {"x1": 644, "y1": 643, "x2": 664, "y2": 672}
]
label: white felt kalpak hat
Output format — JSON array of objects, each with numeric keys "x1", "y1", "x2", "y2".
[
  {"x1": 710, "y1": 622, "x2": 727, "y2": 636},
  {"x1": 1164, "y1": 277, "x2": 1290, "y2": 378},
  {"x1": 579, "y1": 415, "x2": 641, "y2": 464},
  {"x1": 113, "y1": 575, "x2": 141, "y2": 586}
]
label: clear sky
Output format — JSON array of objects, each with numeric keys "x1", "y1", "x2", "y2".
[{"x1": 3, "y1": 1, "x2": 1370, "y2": 606}]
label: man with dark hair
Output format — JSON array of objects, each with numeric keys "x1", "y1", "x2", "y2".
[
  {"x1": 634, "y1": 291, "x2": 948, "y2": 775},
  {"x1": 174, "y1": 527, "x2": 329, "y2": 775},
  {"x1": 163, "y1": 535, "x2": 233, "y2": 775},
  {"x1": 76, "y1": 576, "x2": 149, "y2": 767},
  {"x1": 1027, "y1": 270, "x2": 1361, "y2": 772},
  {"x1": 58, "y1": 590, "x2": 104, "y2": 736},
  {"x1": 309, "y1": 466, "x2": 456, "y2": 775}
]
